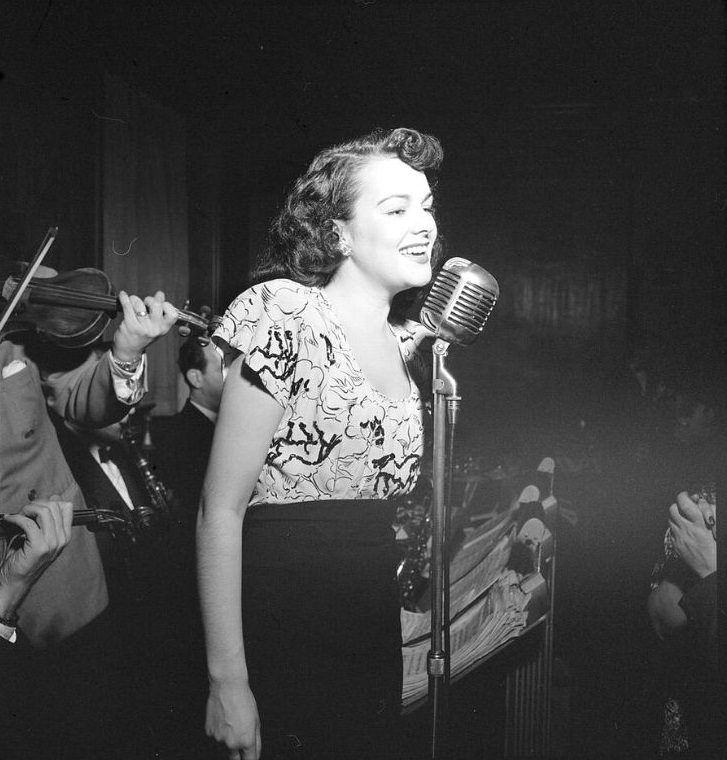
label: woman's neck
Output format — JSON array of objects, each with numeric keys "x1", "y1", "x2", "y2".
[{"x1": 322, "y1": 275, "x2": 392, "y2": 333}]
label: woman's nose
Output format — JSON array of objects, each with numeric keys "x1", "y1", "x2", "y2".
[{"x1": 414, "y1": 206, "x2": 436, "y2": 235}]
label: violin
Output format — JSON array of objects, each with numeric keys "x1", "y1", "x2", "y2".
[{"x1": 1, "y1": 264, "x2": 212, "y2": 348}]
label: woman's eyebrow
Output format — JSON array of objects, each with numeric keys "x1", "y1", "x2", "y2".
[{"x1": 376, "y1": 191, "x2": 433, "y2": 206}]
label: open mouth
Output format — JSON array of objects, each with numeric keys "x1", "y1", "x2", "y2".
[{"x1": 399, "y1": 244, "x2": 430, "y2": 260}]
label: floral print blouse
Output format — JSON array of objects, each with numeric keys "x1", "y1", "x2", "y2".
[{"x1": 212, "y1": 279, "x2": 429, "y2": 506}]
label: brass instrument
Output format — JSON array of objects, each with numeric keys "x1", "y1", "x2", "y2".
[{"x1": 120, "y1": 408, "x2": 170, "y2": 529}]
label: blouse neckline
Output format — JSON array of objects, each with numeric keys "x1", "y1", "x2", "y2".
[{"x1": 314, "y1": 287, "x2": 418, "y2": 404}]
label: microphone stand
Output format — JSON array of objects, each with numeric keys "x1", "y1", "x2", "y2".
[{"x1": 428, "y1": 337, "x2": 461, "y2": 760}]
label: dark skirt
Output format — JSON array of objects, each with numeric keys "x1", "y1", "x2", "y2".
[{"x1": 242, "y1": 499, "x2": 405, "y2": 760}]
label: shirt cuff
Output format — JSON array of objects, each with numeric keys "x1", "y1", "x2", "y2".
[
  {"x1": 0, "y1": 621, "x2": 17, "y2": 643},
  {"x1": 108, "y1": 351, "x2": 148, "y2": 404}
]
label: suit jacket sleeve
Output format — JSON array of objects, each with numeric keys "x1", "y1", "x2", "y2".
[{"x1": 43, "y1": 351, "x2": 135, "y2": 429}]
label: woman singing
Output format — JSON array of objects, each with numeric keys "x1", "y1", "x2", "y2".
[{"x1": 197, "y1": 127, "x2": 442, "y2": 759}]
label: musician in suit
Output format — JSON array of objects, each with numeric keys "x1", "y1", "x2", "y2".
[
  {"x1": 0, "y1": 500, "x2": 73, "y2": 659},
  {"x1": 0, "y1": 287, "x2": 177, "y2": 759},
  {"x1": 52, "y1": 407, "x2": 164, "y2": 608},
  {"x1": 162, "y1": 336, "x2": 223, "y2": 526}
]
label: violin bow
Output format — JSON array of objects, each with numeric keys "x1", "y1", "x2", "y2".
[{"x1": 0, "y1": 226, "x2": 59, "y2": 335}]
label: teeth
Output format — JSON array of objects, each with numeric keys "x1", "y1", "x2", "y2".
[{"x1": 401, "y1": 246, "x2": 428, "y2": 256}]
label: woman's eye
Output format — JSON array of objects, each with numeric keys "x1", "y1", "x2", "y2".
[
  {"x1": 387, "y1": 208, "x2": 406, "y2": 216},
  {"x1": 424, "y1": 206, "x2": 435, "y2": 215}
]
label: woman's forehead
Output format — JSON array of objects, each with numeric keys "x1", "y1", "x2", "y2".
[{"x1": 352, "y1": 157, "x2": 431, "y2": 200}]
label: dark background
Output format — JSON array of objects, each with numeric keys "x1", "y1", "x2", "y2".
[
  {"x1": 1, "y1": 2, "x2": 725, "y2": 757},
  {"x1": 2, "y1": 1, "x2": 725, "y2": 422}
]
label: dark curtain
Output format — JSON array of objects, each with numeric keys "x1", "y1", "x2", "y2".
[{"x1": 102, "y1": 73, "x2": 188, "y2": 414}]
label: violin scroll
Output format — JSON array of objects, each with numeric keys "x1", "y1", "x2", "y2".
[{"x1": 177, "y1": 302, "x2": 222, "y2": 346}]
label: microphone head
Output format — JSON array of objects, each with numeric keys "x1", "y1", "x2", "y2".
[{"x1": 420, "y1": 257, "x2": 499, "y2": 345}]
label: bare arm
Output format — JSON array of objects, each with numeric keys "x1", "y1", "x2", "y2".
[{"x1": 197, "y1": 356, "x2": 285, "y2": 760}]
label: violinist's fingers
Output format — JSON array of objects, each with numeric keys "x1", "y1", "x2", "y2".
[
  {"x1": 119, "y1": 290, "x2": 150, "y2": 321},
  {"x1": 143, "y1": 291, "x2": 166, "y2": 315},
  {"x1": 127, "y1": 294, "x2": 150, "y2": 319},
  {"x1": 118, "y1": 290, "x2": 134, "y2": 318},
  {"x1": 143, "y1": 291, "x2": 177, "y2": 337}
]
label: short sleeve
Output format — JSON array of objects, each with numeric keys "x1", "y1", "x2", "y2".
[{"x1": 212, "y1": 280, "x2": 312, "y2": 407}]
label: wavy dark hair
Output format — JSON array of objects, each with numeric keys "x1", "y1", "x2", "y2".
[{"x1": 252, "y1": 127, "x2": 444, "y2": 310}]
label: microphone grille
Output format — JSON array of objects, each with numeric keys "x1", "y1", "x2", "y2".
[{"x1": 421, "y1": 258, "x2": 499, "y2": 344}]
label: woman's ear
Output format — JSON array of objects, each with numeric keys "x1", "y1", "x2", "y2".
[
  {"x1": 331, "y1": 220, "x2": 353, "y2": 256},
  {"x1": 331, "y1": 219, "x2": 347, "y2": 245}
]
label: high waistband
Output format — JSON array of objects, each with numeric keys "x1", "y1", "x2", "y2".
[{"x1": 245, "y1": 498, "x2": 398, "y2": 525}]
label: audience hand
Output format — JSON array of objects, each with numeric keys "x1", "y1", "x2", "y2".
[
  {"x1": 0, "y1": 499, "x2": 74, "y2": 617},
  {"x1": 668, "y1": 491, "x2": 717, "y2": 579},
  {"x1": 113, "y1": 290, "x2": 178, "y2": 362}
]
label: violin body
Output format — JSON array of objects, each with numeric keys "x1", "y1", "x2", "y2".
[
  {"x1": 11, "y1": 268, "x2": 115, "y2": 347},
  {"x1": 2, "y1": 267, "x2": 115, "y2": 348},
  {"x1": 2, "y1": 263, "x2": 212, "y2": 348}
]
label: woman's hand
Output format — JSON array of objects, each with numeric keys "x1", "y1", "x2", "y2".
[
  {"x1": 206, "y1": 677, "x2": 261, "y2": 760},
  {"x1": 669, "y1": 491, "x2": 717, "y2": 579}
]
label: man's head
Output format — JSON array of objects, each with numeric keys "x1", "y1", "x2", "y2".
[{"x1": 178, "y1": 338, "x2": 224, "y2": 414}]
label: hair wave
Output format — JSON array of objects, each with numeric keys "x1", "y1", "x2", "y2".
[{"x1": 252, "y1": 127, "x2": 444, "y2": 300}]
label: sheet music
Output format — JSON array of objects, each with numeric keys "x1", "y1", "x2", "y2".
[
  {"x1": 402, "y1": 569, "x2": 530, "y2": 706},
  {"x1": 451, "y1": 501, "x2": 518, "y2": 583},
  {"x1": 401, "y1": 530, "x2": 515, "y2": 645}
]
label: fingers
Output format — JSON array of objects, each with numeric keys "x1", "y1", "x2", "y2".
[
  {"x1": 56, "y1": 499, "x2": 74, "y2": 538},
  {"x1": 144, "y1": 291, "x2": 178, "y2": 333},
  {"x1": 693, "y1": 495, "x2": 716, "y2": 528},
  {"x1": 20, "y1": 500, "x2": 74, "y2": 555},
  {"x1": 119, "y1": 290, "x2": 147, "y2": 323},
  {"x1": 674, "y1": 491, "x2": 702, "y2": 522},
  {"x1": 115, "y1": 289, "x2": 177, "y2": 357},
  {"x1": 143, "y1": 290, "x2": 165, "y2": 318},
  {"x1": 1, "y1": 500, "x2": 73, "y2": 576}
]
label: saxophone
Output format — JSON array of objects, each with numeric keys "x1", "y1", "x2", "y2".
[{"x1": 120, "y1": 410, "x2": 170, "y2": 531}]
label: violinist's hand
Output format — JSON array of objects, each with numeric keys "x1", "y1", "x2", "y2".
[
  {"x1": 669, "y1": 491, "x2": 717, "y2": 579},
  {"x1": 113, "y1": 290, "x2": 177, "y2": 362},
  {"x1": 0, "y1": 499, "x2": 74, "y2": 618},
  {"x1": 206, "y1": 677, "x2": 262, "y2": 760}
]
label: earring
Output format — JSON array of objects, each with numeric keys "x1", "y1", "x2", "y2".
[{"x1": 340, "y1": 241, "x2": 352, "y2": 257}]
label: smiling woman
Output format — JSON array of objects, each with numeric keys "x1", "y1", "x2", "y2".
[{"x1": 197, "y1": 127, "x2": 442, "y2": 760}]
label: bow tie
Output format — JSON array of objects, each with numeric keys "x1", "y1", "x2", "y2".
[{"x1": 98, "y1": 445, "x2": 114, "y2": 464}]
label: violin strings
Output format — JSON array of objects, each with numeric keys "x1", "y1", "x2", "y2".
[
  {"x1": 23, "y1": 280, "x2": 116, "y2": 310},
  {"x1": 21, "y1": 278, "x2": 208, "y2": 329}
]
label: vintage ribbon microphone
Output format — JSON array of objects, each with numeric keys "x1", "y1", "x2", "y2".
[{"x1": 419, "y1": 257, "x2": 499, "y2": 759}]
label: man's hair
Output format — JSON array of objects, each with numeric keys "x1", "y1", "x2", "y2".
[{"x1": 178, "y1": 337, "x2": 207, "y2": 386}]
